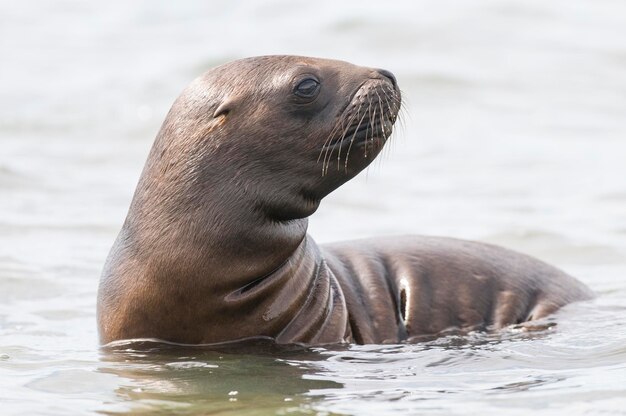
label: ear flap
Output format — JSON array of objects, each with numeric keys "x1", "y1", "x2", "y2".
[{"x1": 213, "y1": 96, "x2": 239, "y2": 118}]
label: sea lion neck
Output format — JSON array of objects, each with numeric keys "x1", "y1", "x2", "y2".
[{"x1": 119, "y1": 129, "x2": 312, "y2": 287}]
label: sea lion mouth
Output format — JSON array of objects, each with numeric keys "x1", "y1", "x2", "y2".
[
  {"x1": 340, "y1": 112, "x2": 396, "y2": 146},
  {"x1": 318, "y1": 80, "x2": 401, "y2": 174}
]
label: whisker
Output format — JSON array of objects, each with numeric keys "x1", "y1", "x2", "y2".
[
  {"x1": 320, "y1": 116, "x2": 348, "y2": 175},
  {"x1": 319, "y1": 119, "x2": 344, "y2": 160},
  {"x1": 318, "y1": 118, "x2": 344, "y2": 171},
  {"x1": 321, "y1": 104, "x2": 360, "y2": 175},
  {"x1": 374, "y1": 89, "x2": 387, "y2": 138},
  {"x1": 330, "y1": 107, "x2": 360, "y2": 174},
  {"x1": 344, "y1": 107, "x2": 369, "y2": 172},
  {"x1": 364, "y1": 99, "x2": 376, "y2": 158}
]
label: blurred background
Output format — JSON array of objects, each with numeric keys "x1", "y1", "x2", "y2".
[{"x1": 1, "y1": 1, "x2": 625, "y2": 415}]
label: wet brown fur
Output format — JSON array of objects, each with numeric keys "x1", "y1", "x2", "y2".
[{"x1": 97, "y1": 56, "x2": 592, "y2": 346}]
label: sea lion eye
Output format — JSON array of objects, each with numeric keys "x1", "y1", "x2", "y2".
[{"x1": 294, "y1": 78, "x2": 320, "y2": 98}]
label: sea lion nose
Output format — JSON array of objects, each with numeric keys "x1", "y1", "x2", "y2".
[{"x1": 376, "y1": 68, "x2": 397, "y2": 88}]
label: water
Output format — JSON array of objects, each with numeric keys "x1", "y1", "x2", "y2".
[{"x1": 1, "y1": 0, "x2": 626, "y2": 414}]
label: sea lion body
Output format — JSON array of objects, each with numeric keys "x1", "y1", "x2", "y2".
[
  {"x1": 97, "y1": 56, "x2": 592, "y2": 346},
  {"x1": 324, "y1": 236, "x2": 592, "y2": 344}
]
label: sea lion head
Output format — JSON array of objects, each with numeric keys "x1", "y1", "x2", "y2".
[{"x1": 149, "y1": 56, "x2": 401, "y2": 221}]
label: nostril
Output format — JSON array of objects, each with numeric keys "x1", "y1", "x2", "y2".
[{"x1": 377, "y1": 68, "x2": 397, "y2": 88}]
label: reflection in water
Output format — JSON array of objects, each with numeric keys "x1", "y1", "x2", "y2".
[{"x1": 97, "y1": 339, "x2": 343, "y2": 415}]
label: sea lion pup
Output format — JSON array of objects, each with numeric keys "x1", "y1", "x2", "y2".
[{"x1": 97, "y1": 56, "x2": 593, "y2": 346}]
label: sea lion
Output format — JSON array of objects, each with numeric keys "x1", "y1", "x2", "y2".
[{"x1": 97, "y1": 55, "x2": 593, "y2": 346}]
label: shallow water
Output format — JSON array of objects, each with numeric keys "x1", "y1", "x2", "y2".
[{"x1": 1, "y1": 0, "x2": 626, "y2": 414}]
